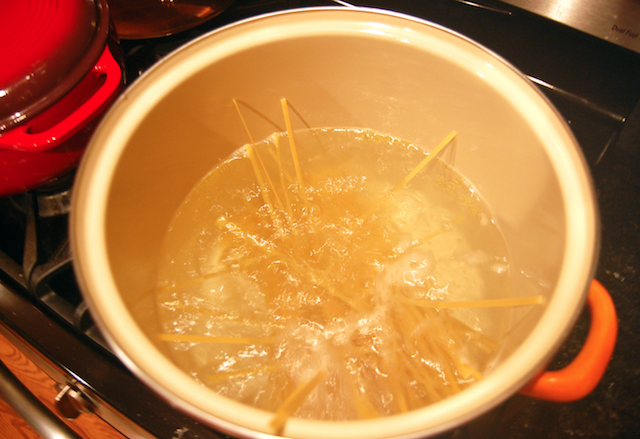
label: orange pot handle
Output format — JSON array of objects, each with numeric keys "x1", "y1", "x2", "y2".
[{"x1": 520, "y1": 279, "x2": 617, "y2": 402}]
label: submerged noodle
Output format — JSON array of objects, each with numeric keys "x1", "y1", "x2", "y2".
[{"x1": 154, "y1": 127, "x2": 525, "y2": 430}]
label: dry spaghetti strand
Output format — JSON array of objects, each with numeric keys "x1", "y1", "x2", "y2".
[
  {"x1": 156, "y1": 120, "x2": 521, "y2": 420},
  {"x1": 392, "y1": 131, "x2": 457, "y2": 193},
  {"x1": 233, "y1": 99, "x2": 286, "y2": 233},
  {"x1": 273, "y1": 133, "x2": 295, "y2": 221},
  {"x1": 281, "y1": 98, "x2": 308, "y2": 204},
  {"x1": 366, "y1": 131, "x2": 457, "y2": 217},
  {"x1": 404, "y1": 295, "x2": 545, "y2": 309},
  {"x1": 209, "y1": 364, "x2": 280, "y2": 383},
  {"x1": 270, "y1": 369, "x2": 327, "y2": 434},
  {"x1": 157, "y1": 333, "x2": 278, "y2": 344}
]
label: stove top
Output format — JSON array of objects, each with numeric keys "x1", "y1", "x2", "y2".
[{"x1": 1, "y1": 0, "x2": 639, "y2": 438}]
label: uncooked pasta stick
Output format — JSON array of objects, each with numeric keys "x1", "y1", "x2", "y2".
[
  {"x1": 209, "y1": 364, "x2": 279, "y2": 383},
  {"x1": 270, "y1": 369, "x2": 327, "y2": 434},
  {"x1": 450, "y1": 355, "x2": 483, "y2": 381},
  {"x1": 216, "y1": 217, "x2": 279, "y2": 254},
  {"x1": 156, "y1": 270, "x2": 223, "y2": 293},
  {"x1": 218, "y1": 216, "x2": 364, "y2": 313},
  {"x1": 335, "y1": 345, "x2": 381, "y2": 419},
  {"x1": 407, "y1": 215, "x2": 465, "y2": 251},
  {"x1": 161, "y1": 305, "x2": 283, "y2": 331},
  {"x1": 349, "y1": 378, "x2": 380, "y2": 419},
  {"x1": 249, "y1": 141, "x2": 289, "y2": 221},
  {"x1": 365, "y1": 131, "x2": 457, "y2": 217},
  {"x1": 447, "y1": 316, "x2": 498, "y2": 354},
  {"x1": 429, "y1": 338, "x2": 461, "y2": 393},
  {"x1": 156, "y1": 122, "x2": 520, "y2": 421},
  {"x1": 233, "y1": 99, "x2": 285, "y2": 231},
  {"x1": 391, "y1": 131, "x2": 457, "y2": 193},
  {"x1": 273, "y1": 133, "x2": 295, "y2": 221},
  {"x1": 380, "y1": 354, "x2": 409, "y2": 413},
  {"x1": 398, "y1": 349, "x2": 442, "y2": 402},
  {"x1": 157, "y1": 333, "x2": 277, "y2": 344},
  {"x1": 280, "y1": 98, "x2": 308, "y2": 204},
  {"x1": 404, "y1": 295, "x2": 545, "y2": 309}
]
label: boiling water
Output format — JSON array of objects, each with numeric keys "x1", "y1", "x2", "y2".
[{"x1": 155, "y1": 128, "x2": 512, "y2": 422}]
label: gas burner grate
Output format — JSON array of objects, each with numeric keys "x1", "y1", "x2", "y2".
[{"x1": 0, "y1": 183, "x2": 108, "y2": 350}]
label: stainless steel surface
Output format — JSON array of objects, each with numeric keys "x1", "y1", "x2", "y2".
[
  {"x1": 0, "y1": 360, "x2": 82, "y2": 439},
  {"x1": 500, "y1": 0, "x2": 640, "y2": 53}
]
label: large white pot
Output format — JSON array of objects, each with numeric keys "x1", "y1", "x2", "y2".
[{"x1": 71, "y1": 8, "x2": 615, "y2": 438}]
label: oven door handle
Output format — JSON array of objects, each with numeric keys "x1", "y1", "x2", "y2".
[{"x1": 0, "y1": 360, "x2": 82, "y2": 439}]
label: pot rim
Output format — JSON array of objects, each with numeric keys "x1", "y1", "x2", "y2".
[{"x1": 71, "y1": 7, "x2": 600, "y2": 439}]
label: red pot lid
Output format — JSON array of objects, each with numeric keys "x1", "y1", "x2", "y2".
[{"x1": 0, "y1": 0, "x2": 108, "y2": 132}]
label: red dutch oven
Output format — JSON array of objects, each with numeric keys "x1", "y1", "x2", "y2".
[{"x1": 0, "y1": 0, "x2": 123, "y2": 196}]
